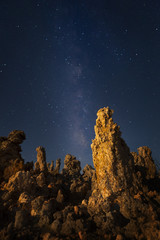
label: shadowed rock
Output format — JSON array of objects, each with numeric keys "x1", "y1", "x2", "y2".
[
  {"x1": 63, "y1": 154, "x2": 81, "y2": 177},
  {"x1": 132, "y1": 146, "x2": 156, "y2": 180},
  {"x1": 49, "y1": 160, "x2": 54, "y2": 172},
  {"x1": 0, "y1": 130, "x2": 25, "y2": 181},
  {"x1": 54, "y1": 158, "x2": 61, "y2": 174},
  {"x1": 35, "y1": 146, "x2": 47, "y2": 172}
]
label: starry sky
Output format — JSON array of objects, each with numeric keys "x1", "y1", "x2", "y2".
[{"x1": 1, "y1": 0, "x2": 160, "y2": 169}]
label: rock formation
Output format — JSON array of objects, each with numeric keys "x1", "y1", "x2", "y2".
[
  {"x1": 49, "y1": 160, "x2": 54, "y2": 172},
  {"x1": 0, "y1": 108, "x2": 160, "y2": 240},
  {"x1": 35, "y1": 146, "x2": 47, "y2": 172},
  {"x1": 91, "y1": 107, "x2": 136, "y2": 198},
  {"x1": 0, "y1": 130, "x2": 25, "y2": 181},
  {"x1": 132, "y1": 146, "x2": 156, "y2": 180},
  {"x1": 62, "y1": 154, "x2": 81, "y2": 177},
  {"x1": 54, "y1": 158, "x2": 61, "y2": 174}
]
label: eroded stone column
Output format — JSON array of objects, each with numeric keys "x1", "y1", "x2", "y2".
[
  {"x1": 91, "y1": 107, "x2": 135, "y2": 198},
  {"x1": 35, "y1": 146, "x2": 47, "y2": 172},
  {"x1": 54, "y1": 158, "x2": 61, "y2": 174}
]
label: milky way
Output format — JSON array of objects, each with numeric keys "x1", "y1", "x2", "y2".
[{"x1": 1, "y1": 1, "x2": 160, "y2": 168}]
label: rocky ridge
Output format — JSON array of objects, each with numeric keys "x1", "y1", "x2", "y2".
[{"x1": 0, "y1": 107, "x2": 160, "y2": 240}]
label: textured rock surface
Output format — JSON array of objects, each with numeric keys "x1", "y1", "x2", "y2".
[
  {"x1": 132, "y1": 146, "x2": 156, "y2": 180},
  {"x1": 35, "y1": 146, "x2": 47, "y2": 172},
  {"x1": 0, "y1": 111, "x2": 160, "y2": 240},
  {"x1": 91, "y1": 107, "x2": 136, "y2": 198},
  {"x1": 0, "y1": 130, "x2": 25, "y2": 181},
  {"x1": 63, "y1": 154, "x2": 81, "y2": 177},
  {"x1": 5, "y1": 170, "x2": 36, "y2": 193},
  {"x1": 54, "y1": 158, "x2": 61, "y2": 174}
]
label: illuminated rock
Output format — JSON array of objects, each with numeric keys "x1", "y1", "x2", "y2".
[
  {"x1": 91, "y1": 107, "x2": 135, "y2": 198},
  {"x1": 0, "y1": 119, "x2": 160, "y2": 240},
  {"x1": 18, "y1": 192, "x2": 31, "y2": 204},
  {"x1": 5, "y1": 170, "x2": 36, "y2": 193}
]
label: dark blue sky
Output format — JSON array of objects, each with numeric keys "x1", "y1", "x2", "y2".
[{"x1": 1, "y1": 0, "x2": 160, "y2": 169}]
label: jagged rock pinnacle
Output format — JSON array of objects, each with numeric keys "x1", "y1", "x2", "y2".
[
  {"x1": 91, "y1": 107, "x2": 135, "y2": 198},
  {"x1": 35, "y1": 146, "x2": 47, "y2": 172},
  {"x1": 0, "y1": 123, "x2": 160, "y2": 240}
]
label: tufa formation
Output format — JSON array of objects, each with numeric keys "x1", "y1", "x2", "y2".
[
  {"x1": 0, "y1": 107, "x2": 160, "y2": 240},
  {"x1": 0, "y1": 130, "x2": 25, "y2": 181},
  {"x1": 91, "y1": 107, "x2": 136, "y2": 198},
  {"x1": 35, "y1": 146, "x2": 47, "y2": 172}
]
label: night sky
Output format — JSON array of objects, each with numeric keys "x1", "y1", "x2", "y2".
[{"x1": 1, "y1": 1, "x2": 160, "y2": 169}]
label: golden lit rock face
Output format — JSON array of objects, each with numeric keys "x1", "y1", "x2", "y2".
[
  {"x1": 0, "y1": 127, "x2": 160, "y2": 239},
  {"x1": 91, "y1": 107, "x2": 135, "y2": 198}
]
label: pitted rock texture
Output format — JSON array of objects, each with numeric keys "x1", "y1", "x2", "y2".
[
  {"x1": 132, "y1": 146, "x2": 156, "y2": 180},
  {"x1": 0, "y1": 130, "x2": 25, "y2": 181},
  {"x1": 4, "y1": 170, "x2": 36, "y2": 193},
  {"x1": 54, "y1": 158, "x2": 61, "y2": 174},
  {"x1": 35, "y1": 146, "x2": 47, "y2": 172},
  {"x1": 0, "y1": 113, "x2": 160, "y2": 240},
  {"x1": 63, "y1": 154, "x2": 81, "y2": 177},
  {"x1": 91, "y1": 107, "x2": 136, "y2": 198}
]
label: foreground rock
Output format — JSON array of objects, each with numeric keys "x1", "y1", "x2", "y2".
[
  {"x1": 91, "y1": 107, "x2": 136, "y2": 198},
  {"x1": 0, "y1": 130, "x2": 25, "y2": 182},
  {"x1": 0, "y1": 108, "x2": 160, "y2": 240}
]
